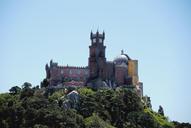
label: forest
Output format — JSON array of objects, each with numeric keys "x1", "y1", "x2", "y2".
[{"x1": 0, "y1": 82, "x2": 190, "y2": 128}]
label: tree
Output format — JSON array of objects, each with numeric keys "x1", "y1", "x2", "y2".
[
  {"x1": 173, "y1": 121, "x2": 191, "y2": 128},
  {"x1": 9, "y1": 86, "x2": 21, "y2": 94},
  {"x1": 84, "y1": 113, "x2": 115, "y2": 128},
  {"x1": 40, "y1": 79, "x2": 49, "y2": 88},
  {"x1": 78, "y1": 92, "x2": 97, "y2": 117},
  {"x1": 78, "y1": 87, "x2": 95, "y2": 96},
  {"x1": 127, "y1": 111, "x2": 158, "y2": 128},
  {"x1": 22, "y1": 82, "x2": 32, "y2": 89},
  {"x1": 33, "y1": 124, "x2": 48, "y2": 128},
  {"x1": 0, "y1": 87, "x2": 182, "y2": 128},
  {"x1": 158, "y1": 105, "x2": 164, "y2": 116},
  {"x1": 48, "y1": 89, "x2": 65, "y2": 102},
  {"x1": 20, "y1": 88, "x2": 34, "y2": 99}
]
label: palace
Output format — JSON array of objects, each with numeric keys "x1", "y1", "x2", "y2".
[{"x1": 45, "y1": 31, "x2": 143, "y2": 96}]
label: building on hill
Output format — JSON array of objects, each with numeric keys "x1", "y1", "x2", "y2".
[{"x1": 45, "y1": 31, "x2": 143, "y2": 97}]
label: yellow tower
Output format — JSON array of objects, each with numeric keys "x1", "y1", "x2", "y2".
[{"x1": 128, "y1": 60, "x2": 138, "y2": 85}]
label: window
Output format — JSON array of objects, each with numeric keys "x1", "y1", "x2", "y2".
[
  {"x1": 99, "y1": 38, "x2": 102, "y2": 43},
  {"x1": 61, "y1": 70, "x2": 64, "y2": 74},
  {"x1": 69, "y1": 70, "x2": 72, "y2": 75},
  {"x1": 93, "y1": 39, "x2": 96, "y2": 43},
  {"x1": 77, "y1": 70, "x2": 81, "y2": 74}
]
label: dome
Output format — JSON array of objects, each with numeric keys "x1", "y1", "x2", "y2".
[
  {"x1": 114, "y1": 54, "x2": 128, "y2": 64},
  {"x1": 113, "y1": 50, "x2": 130, "y2": 65},
  {"x1": 115, "y1": 62, "x2": 128, "y2": 68}
]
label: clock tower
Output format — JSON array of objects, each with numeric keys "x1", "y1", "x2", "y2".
[{"x1": 88, "y1": 31, "x2": 106, "y2": 79}]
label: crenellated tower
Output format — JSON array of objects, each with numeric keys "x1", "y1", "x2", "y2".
[{"x1": 88, "y1": 31, "x2": 106, "y2": 79}]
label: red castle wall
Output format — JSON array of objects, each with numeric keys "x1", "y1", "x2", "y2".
[{"x1": 49, "y1": 66, "x2": 89, "y2": 86}]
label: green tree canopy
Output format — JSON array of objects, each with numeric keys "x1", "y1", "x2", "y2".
[
  {"x1": 9, "y1": 86, "x2": 21, "y2": 94},
  {"x1": 22, "y1": 82, "x2": 32, "y2": 89}
]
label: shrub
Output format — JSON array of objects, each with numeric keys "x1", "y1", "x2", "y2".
[
  {"x1": 48, "y1": 89, "x2": 65, "y2": 102},
  {"x1": 84, "y1": 113, "x2": 115, "y2": 128}
]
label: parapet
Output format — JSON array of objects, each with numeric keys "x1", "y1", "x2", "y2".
[
  {"x1": 47, "y1": 60, "x2": 88, "y2": 69},
  {"x1": 57, "y1": 66, "x2": 89, "y2": 69}
]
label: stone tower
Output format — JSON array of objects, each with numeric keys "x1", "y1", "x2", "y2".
[{"x1": 88, "y1": 31, "x2": 106, "y2": 79}]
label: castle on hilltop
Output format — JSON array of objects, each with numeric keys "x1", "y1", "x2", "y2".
[{"x1": 45, "y1": 31, "x2": 143, "y2": 97}]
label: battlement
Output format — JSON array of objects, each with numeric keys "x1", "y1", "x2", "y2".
[
  {"x1": 90, "y1": 31, "x2": 105, "y2": 44},
  {"x1": 47, "y1": 60, "x2": 88, "y2": 70},
  {"x1": 57, "y1": 66, "x2": 89, "y2": 69},
  {"x1": 90, "y1": 31, "x2": 105, "y2": 39}
]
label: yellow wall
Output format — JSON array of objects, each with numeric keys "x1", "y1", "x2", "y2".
[{"x1": 128, "y1": 60, "x2": 139, "y2": 85}]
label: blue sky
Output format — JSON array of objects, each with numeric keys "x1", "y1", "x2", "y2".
[{"x1": 1, "y1": 0, "x2": 191, "y2": 123}]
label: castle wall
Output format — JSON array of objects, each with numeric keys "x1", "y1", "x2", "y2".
[
  {"x1": 115, "y1": 65, "x2": 127, "y2": 85},
  {"x1": 128, "y1": 60, "x2": 139, "y2": 85},
  {"x1": 137, "y1": 82, "x2": 143, "y2": 97},
  {"x1": 59, "y1": 66, "x2": 89, "y2": 81},
  {"x1": 48, "y1": 65, "x2": 89, "y2": 86},
  {"x1": 128, "y1": 60, "x2": 138, "y2": 76},
  {"x1": 88, "y1": 57, "x2": 98, "y2": 78},
  {"x1": 105, "y1": 61, "x2": 115, "y2": 80}
]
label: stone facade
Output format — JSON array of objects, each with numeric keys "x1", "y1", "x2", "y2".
[
  {"x1": 45, "y1": 61, "x2": 89, "y2": 86},
  {"x1": 45, "y1": 31, "x2": 143, "y2": 96}
]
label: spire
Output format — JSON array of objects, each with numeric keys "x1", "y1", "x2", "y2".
[
  {"x1": 103, "y1": 30, "x2": 105, "y2": 39},
  {"x1": 90, "y1": 30, "x2": 93, "y2": 39},
  {"x1": 121, "y1": 49, "x2": 124, "y2": 55},
  {"x1": 96, "y1": 29, "x2": 99, "y2": 36}
]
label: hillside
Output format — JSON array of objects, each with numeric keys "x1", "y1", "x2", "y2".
[{"x1": 0, "y1": 83, "x2": 190, "y2": 128}]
